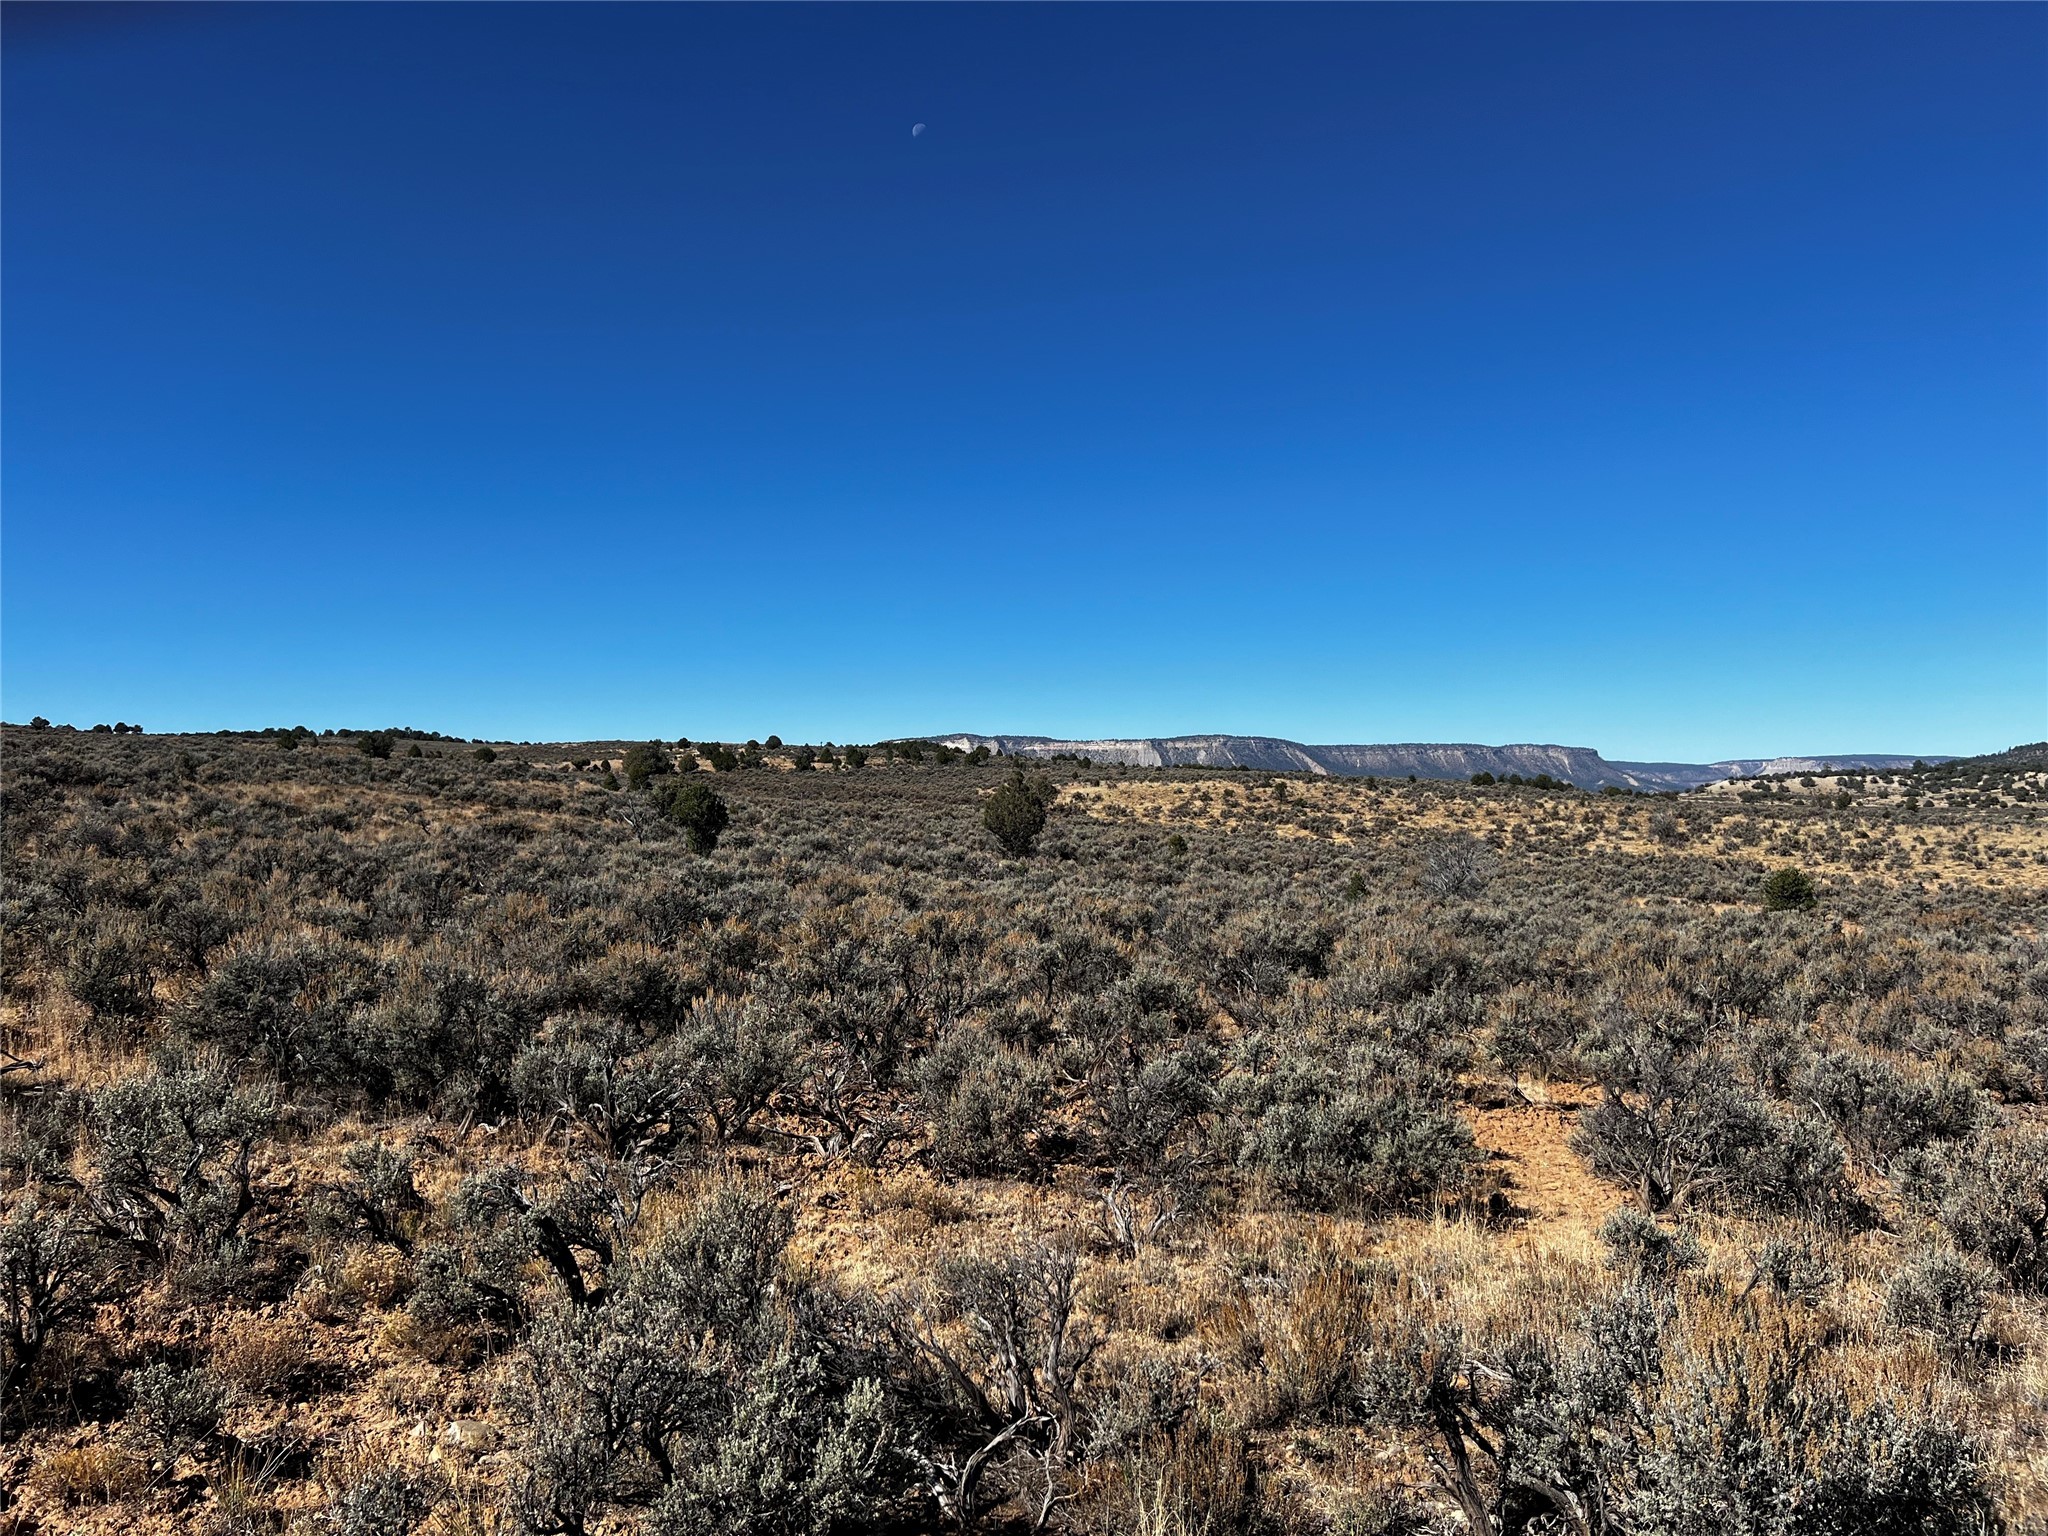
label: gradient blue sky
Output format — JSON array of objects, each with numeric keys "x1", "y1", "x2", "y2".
[{"x1": 5, "y1": 3, "x2": 2043, "y2": 758}]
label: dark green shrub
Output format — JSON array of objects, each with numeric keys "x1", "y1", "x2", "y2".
[
  {"x1": 663, "y1": 779, "x2": 732, "y2": 853},
  {"x1": 578, "y1": 946, "x2": 700, "y2": 1033},
  {"x1": 623, "y1": 742, "x2": 672, "y2": 790},
  {"x1": 984, "y1": 768, "x2": 1054, "y2": 858},
  {"x1": 1762, "y1": 866, "x2": 1817, "y2": 911},
  {"x1": 357, "y1": 732, "x2": 395, "y2": 759}
]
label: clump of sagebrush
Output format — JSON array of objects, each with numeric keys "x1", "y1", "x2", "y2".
[{"x1": 1418, "y1": 832, "x2": 1496, "y2": 900}]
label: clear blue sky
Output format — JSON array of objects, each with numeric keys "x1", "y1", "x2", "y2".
[{"x1": 5, "y1": 3, "x2": 2042, "y2": 758}]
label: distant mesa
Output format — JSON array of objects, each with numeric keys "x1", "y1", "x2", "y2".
[{"x1": 928, "y1": 734, "x2": 1951, "y2": 792}]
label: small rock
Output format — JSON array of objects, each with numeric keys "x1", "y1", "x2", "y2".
[{"x1": 444, "y1": 1419, "x2": 498, "y2": 1453}]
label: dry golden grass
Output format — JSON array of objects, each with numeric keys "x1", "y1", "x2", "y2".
[
  {"x1": 210, "y1": 1315, "x2": 318, "y2": 1398},
  {"x1": 1062, "y1": 776, "x2": 2048, "y2": 892},
  {"x1": 25, "y1": 1442, "x2": 151, "y2": 1506}
]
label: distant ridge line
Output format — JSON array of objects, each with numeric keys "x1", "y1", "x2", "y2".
[{"x1": 928, "y1": 733, "x2": 1950, "y2": 793}]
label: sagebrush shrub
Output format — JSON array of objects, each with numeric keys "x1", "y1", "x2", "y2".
[
  {"x1": 918, "y1": 1025, "x2": 1050, "y2": 1177},
  {"x1": 122, "y1": 1360, "x2": 229, "y2": 1455},
  {"x1": 1223, "y1": 1037, "x2": 1476, "y2": 1212},
  {"x1": 507, "y1": 1181, "x2": 915, "y2": 1534},
  {"x1": 1417, "y1": 833, "x2": 1495, "y2": 901},
  {"x1": 1884, "y1": 1247, "x2": 1993, "y2": 1360},
  {"x1": 1804, "y1": 1049, "x2": 1983, "y2": 1162},
  {"x1": 1930, "y1": 1129, "x2": 2048, "y2": 1292},
  {"x1": 6, "y1": 729, "x2": 2044, "y2": 1532},
  {"x1": 0, "y1": 1193, "x2": 109, "y2": 1427},
  {"x1": 1599, "y1": 1207, "x2": 1703, "y2": 1280},
  {"x1": 309, "y1": 1139, "x2": 425, "y2": 1252},
  {"x1": 85, "y1": 1057, "x2": 274, "y2": 1272}
]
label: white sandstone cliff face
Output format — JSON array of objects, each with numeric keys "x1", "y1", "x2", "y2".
[
  {"x1": 931, "y1": 735, "x2": 1949, "y2": 792},
  {"x1": 1709, "y1": 755, "x2": 1930, "y2": 779}
]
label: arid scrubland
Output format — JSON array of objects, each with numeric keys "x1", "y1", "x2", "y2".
[{"x1": 4, "y1": 728, "x2": 2048, "y2": 1535}]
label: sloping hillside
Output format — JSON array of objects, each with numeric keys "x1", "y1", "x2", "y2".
[{"x1": 933, "y1": 734, "x2": 1949, "y2": 791}]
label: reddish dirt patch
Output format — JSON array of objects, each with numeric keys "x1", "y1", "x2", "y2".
[{"x1": 1469, "y1": 1085, "x2": 1622, "y2": 1242}]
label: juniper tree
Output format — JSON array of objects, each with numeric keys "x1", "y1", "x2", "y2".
[
  {"x1": 663, "y1": 779, "x2": 732, "y2": 853},
  {"x1": 984, "y1": 768, "x2": 1055, "y2": 858}
]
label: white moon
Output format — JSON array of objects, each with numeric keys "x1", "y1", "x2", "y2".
[{"x1": 911, "y1": 123, "x2": 925, "y2": 137}]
